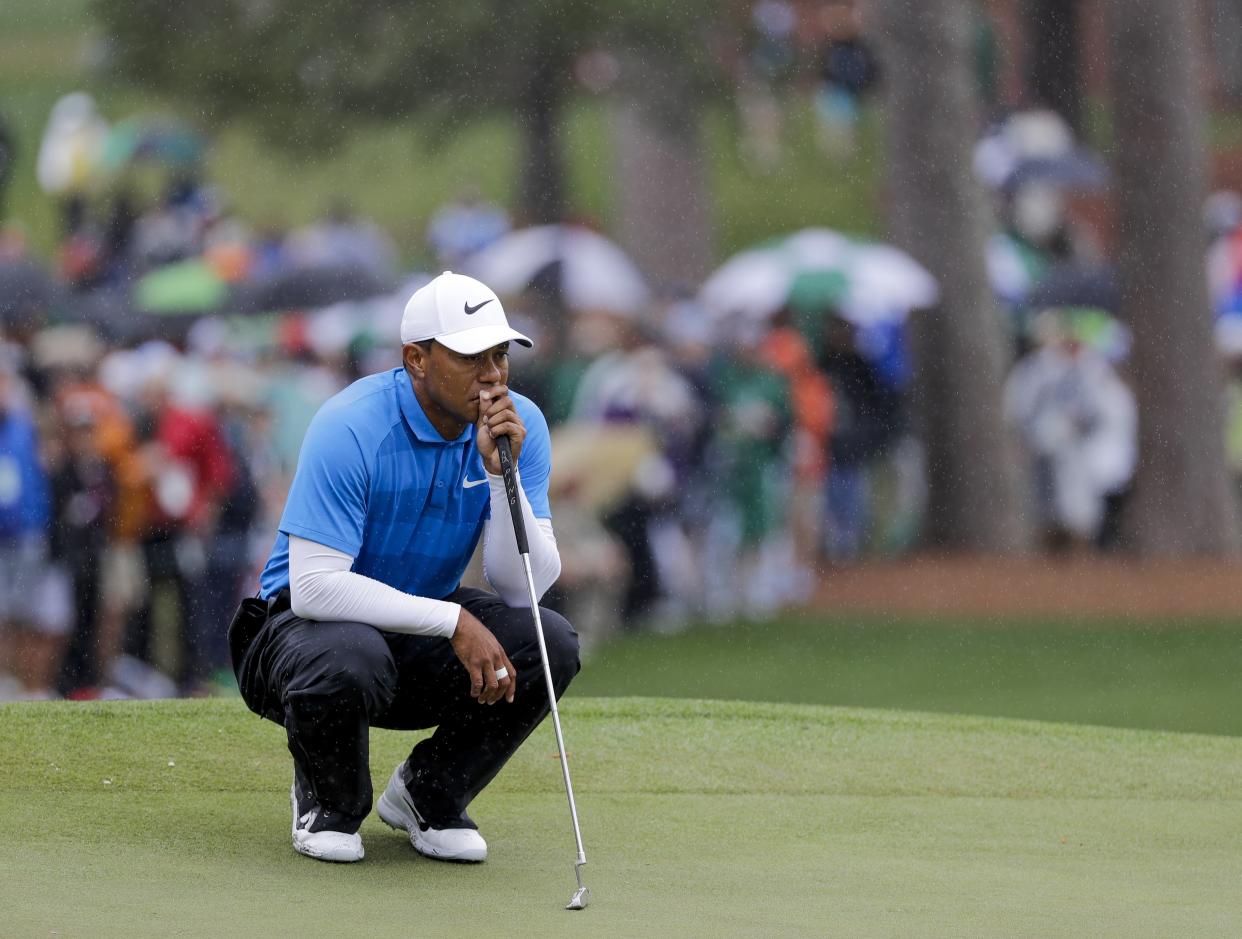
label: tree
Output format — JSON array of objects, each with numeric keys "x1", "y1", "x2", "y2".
[
  {"x1": 93, "y1": 0, "x2": 572, "y2": 222},
  {"x1": 873, "y1": 0, "x2": 1030, "y2": 552},
  {"x1": 611, "y1": 34, "x2": 716, "y2": 291},
  {"x1": 94, "y1": 0, "x2": 719, "y2": 257},
  {"x1": 1106, "y1": 0, "x2": 1240, "y2": 555},
  {"x1": 1023, "y1": 0, "x2": 1084, "y2": 132},
  {"x1": 1207, "y1": 0, "x2": 1242, "y2": 104}
]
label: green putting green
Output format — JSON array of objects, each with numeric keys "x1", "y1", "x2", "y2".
[
  {"x1": 2, "y1": 697, "x2": 1240, "y2": 937},
  {"x1": 573, "y1": 614, "x2": 1242, "y2": 736}
]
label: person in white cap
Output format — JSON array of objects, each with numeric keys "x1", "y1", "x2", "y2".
[{"x1": 229, "y1": 272, "x2": 578, "y2": 863}]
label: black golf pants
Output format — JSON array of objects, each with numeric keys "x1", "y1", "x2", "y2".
[{"x1": 235, "y1": 587, "x2": 581, "y2": 829}]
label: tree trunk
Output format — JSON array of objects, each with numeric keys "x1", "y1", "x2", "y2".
[
  {"x1": 517, "y1": 47, "x2": 567, "y2": 226},
  {"x1": 1023, "y1": 0, "x2": 1084, "y2": 132},
  {"x1": 1107, "y1": 0, "x2": 1239, "y2": 555},
  {"x1": 612, "y1": 46, "x2": 714, "y2": 293},
  {"x1": 1207, "y1": 0, "x2": 1242, "y2": 104},
  {"x1": 874, "y1": 0, "x2": 1030, "y2": 552}
]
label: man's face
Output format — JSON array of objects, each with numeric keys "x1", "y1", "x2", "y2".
[{"x1": 406, "y1": 340, "x2": 509, "y2": 425}]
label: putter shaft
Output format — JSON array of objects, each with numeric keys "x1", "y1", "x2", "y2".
[
  {"x1": 520, "y1": 554, "x2": 590, "y2": 910},
  {"x1": 496, "y1": 435, "x2": 590, "y2": 909}
]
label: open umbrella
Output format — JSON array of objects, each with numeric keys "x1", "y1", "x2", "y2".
[
  {"x1": 135, "y1": 259, "x2": 229, "y2": 315},
  {"x1": 1023, "y1": 263, "x2": 1121, "y2": 314},
  {"x1": 974, "y1": 110, "x2": 1108, "y2": 194},
  {"x1": 463, "y1": 225, "x2": 650, "y2": 316},
  {"x1": 234, "y1": 264, "x2": 394, "y2": 315},
  {"x1": 0, "y1": 259, "x2": 64, "y2": 330},
  {"x1": 78, "y1": 287, "x2": 198, "y2": 345},
  {"x1": 698, "y1": 228, "x2": 938, "y2": 330},
  {"x1": 100, "y1": 117, "x2": 205, "y2": 174},
  {"x1": 1001, "y1": 152, "x2": 1110, "y2": 194}
]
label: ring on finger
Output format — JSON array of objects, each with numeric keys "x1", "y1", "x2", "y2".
[{"x1": 494, "y1": 666, "x2": 509, "y2": 681}]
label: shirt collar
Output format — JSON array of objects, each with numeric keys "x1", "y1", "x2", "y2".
[{"x1": 395, "y1": 368, "x2": 472, "y2": 445}]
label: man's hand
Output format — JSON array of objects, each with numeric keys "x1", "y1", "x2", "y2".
[
  {"x1": 450, "y1": 607, "x2": 517, "y2": 704},
  {"x1": 475, "y1": 386, "x2": 525, "y2": 476}
]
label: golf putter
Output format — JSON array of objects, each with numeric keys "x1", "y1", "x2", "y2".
[{"x1": 496, "y1": 435, "x2": 591, "y2": 911}]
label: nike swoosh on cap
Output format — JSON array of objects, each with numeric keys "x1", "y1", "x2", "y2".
[
  {"x1": 464, "y1": 299, "x2": 494, "y2": 315},
  {"x1": 462, "y1": 477, "x2": 488, "y2": 489}
]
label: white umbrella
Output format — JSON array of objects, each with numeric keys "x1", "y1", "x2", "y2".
[
  {"x1": 698, "y1": 227, "x2": 938, "y2": 329},
  {"x1": 464, "y1": 225, "x2": 650, "y2": 317}
]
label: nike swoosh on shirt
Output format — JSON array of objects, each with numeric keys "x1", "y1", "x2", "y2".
[{"x1": 462, "y1": 477, "x2": 488, "y2": 489}]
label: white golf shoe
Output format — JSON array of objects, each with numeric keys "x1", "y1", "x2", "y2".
[
  {"x1": 290, "y1": 784, "x2": 365, "y2": 863},
  {"x1": 376, "y1": 763, "x2": 487, "y2": 863}
]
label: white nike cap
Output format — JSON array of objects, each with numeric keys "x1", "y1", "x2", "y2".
[{"x1": 400, "y1": 271, "x2": 533, "y2": 355}]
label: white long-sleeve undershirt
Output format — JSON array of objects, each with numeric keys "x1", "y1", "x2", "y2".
[
  {"x1": 287, "y1": 469, "x2": 559, "y2": 637},
  {"x1": 481, "y1": 471, "x2": 560, "y2": 607}
]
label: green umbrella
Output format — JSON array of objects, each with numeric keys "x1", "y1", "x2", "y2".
[
  {"x1": 135, "y1": 260, "x2": 228, "y2": 315},
  {"x1": 101, "y1": 117, "x2": 205, "y2": 173},
  {"x1": 700, "y1": 228, "x2": 938, "y2": 333},
  {"x1": 787, "y1": 268, "x2": 849, "y2": 313},
  {"x1": 787, "y1": 269, "x2": 850, "y2": 351}
]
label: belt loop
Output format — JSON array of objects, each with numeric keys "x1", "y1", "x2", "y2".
[{"x1": 268, "y1": 588, "x2": 292, "y2": 617}]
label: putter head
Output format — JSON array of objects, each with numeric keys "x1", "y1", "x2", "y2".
[{"x1": 566, "y1": 886, "x2": 590, "y2": 910}]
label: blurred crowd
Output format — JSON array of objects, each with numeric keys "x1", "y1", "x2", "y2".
[
  {"x1": 7, "y1": 11, "x2": 1242, "y2": 701},
  {"x1": 734, "y1": 0, "x2": 994, "y2": 167}
]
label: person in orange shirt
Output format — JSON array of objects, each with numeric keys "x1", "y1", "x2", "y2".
[
  {"x1": 53, "y1": 378, "x2": 147, "y2": 686},
  {"x1": 759, "y1": 321, "x2": 833, "y2": 597}
]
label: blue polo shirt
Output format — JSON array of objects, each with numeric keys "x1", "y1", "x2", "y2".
[
  {"x1": 0, "y1": 408, "x2": 49, "y2": 540},
  {"x1": 259, "y1": 367, "x2": 551, "y2": 601}
]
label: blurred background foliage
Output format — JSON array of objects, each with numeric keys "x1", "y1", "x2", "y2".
[{"x1": 0, "y1": 0, "x2": 879, "y2": 262}]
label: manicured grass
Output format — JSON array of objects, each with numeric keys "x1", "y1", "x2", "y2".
[
  {"x1": 2, "y1": 697, "x2": 1241, "y2": 937},
  {"x1": 572, "y1": 614, "x2": 1242, "y2": 737}
]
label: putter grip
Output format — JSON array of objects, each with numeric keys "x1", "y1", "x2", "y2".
[{"x1": 496, "y1": 435, "x2": 529, "y2": 556}]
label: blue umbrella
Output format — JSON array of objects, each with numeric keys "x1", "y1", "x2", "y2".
[
  {"x1": 1022, "y1": 264, "x2": 1121, "y2": 314},
  {"x1": 1003, "y1": 151, "x2": 1109, "y2": 193},
  {"x1": 0, "y1": 259, "x2": 64, "y2": 330}
]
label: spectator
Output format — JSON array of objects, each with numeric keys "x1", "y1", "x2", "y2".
[
  {"x1": 0, "y1": 355, "x2": 62, "y2": 699},
  {"x1": 36, "y1": 92, "x2": 108, "y2": 238},
  {"x1": 1222, "y1": 349, "x2": 1242, "y2": 517},
  {"x1": 760, "y1": 321, "x2": 833, "y2": 597},
  {"x1": 813, "y1": 1, "x2": 880, "y2": 157},
  {"x1": 193, "y1": 375, "x2": 263, "y2": 693},
  {"x1": 47, "y1": 399, "x2": 114, "y2": 697},
  {"x1": 738, "y1": 0, "x2": 798, "y2": 171},
  {"x1": 568, "y1": 318, "x2": 700, "y2": 628},
  {"x1": 818, "y1": 312, "x2": 903, "y2": 564},
  {"x1": 709, "y1": 339, "x2": 793, "y2": 616},
  {"x1": 426, "y1": 187, "x2": 510, "y2": 268},
  {"x1": 120, "y1": 354, "x2": 234, "y2": 696},
  {"x1": 660, "y1": 300, "x2": 722, "y2": 616},
  {"x1": 131, "y1": 173, "x2": 212, "y2": 269},
  {"x1": 286, "y1": 200, "x2": 398, "y2": 278},
  {"x1": 51, "y1": 346, "x2": 149, "y2": 692},
  {"x1": 1004, "y1": 309, "x2": 1138, "y2": 551}
]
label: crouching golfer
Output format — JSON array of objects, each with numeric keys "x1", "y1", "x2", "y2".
[{"x1": 229, "y1": 272, "x2": 578, "y2": 863}]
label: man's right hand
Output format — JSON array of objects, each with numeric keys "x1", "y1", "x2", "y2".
[{"x1": 450, "y1": 607, "x2": 517, "y2": 705}]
